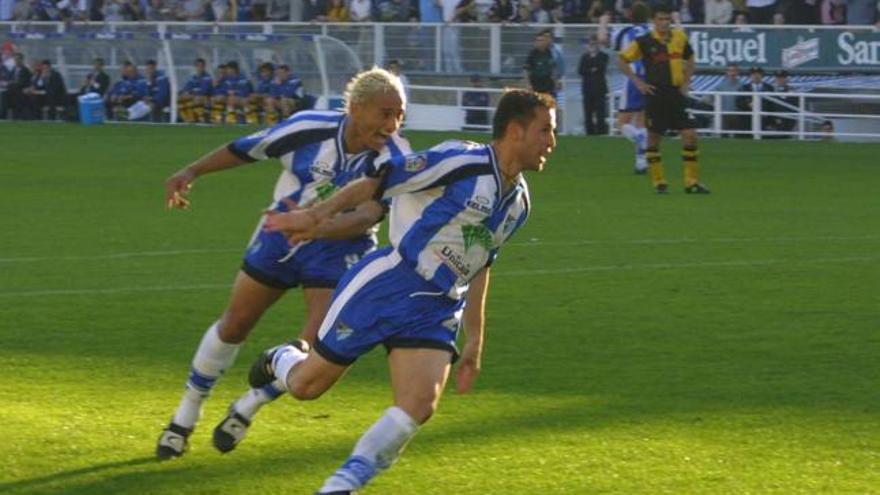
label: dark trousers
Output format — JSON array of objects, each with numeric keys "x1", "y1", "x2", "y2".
[{"x1": 583, "y1": 89, "x2": 608, "y2": 135}]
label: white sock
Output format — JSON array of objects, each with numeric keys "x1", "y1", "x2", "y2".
[
  {"x1": 622, "y1": 123, "x2": 638, "y2": 142},
  {"x1": 172, "y1": 322, "x2": 240, "y2": 428},
  {"x1": 272, "y1": 345, "x2": 309, "y2": 390},
  {"x1": 319, "y1": 406, "x2": 419, "y2": 492},
  {"x1": 232, "y1": 379, "x2": 285, "y2": 419},
  {"x1": 635, "y1": 128, "x2": 648, "y2": 170}
]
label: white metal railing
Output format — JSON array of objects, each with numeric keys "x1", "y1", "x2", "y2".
[{"x1": 606, "y1": 90, "x2": 880, "y2": 141}]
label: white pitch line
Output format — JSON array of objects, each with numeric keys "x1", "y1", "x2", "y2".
[
  {"x1": 0, "y1": 248, "x2": 240, "y2": 263},
  {"x1": 495, "y1": 256, "x2": 877, "y2": 277},
  {"x1": 0, "y1": 256, "x2": 874, "y2": 298},
  {"x1": 1, "y1": 235, "x2": 878, "y2": 264}
]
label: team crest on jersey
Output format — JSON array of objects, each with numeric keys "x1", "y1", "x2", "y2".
[
  {"x1": 404, "y1": 154, "x2": 427, "y2": 172},
  {"x1": 335, "y1": 321, "x2": 354, "y2": 341},
  {"x1": 309, "y1": 160, "x2": 336, "y2": 179}
]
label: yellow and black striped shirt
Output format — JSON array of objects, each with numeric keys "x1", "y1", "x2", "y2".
[{"x1": 620, "y1": 29, "x2": 694, "y2": 88}]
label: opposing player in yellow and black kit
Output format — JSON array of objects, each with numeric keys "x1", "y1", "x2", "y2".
[{"x1": 618, "y1": 4, "x2": 710, "y2": 194}]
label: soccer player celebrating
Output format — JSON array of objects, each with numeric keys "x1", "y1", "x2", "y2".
[
  {"x1": 599, "y1": 2, "x2": 651, "y2": 174},
  {"x1": 618, "y1": 3, "x2": 710, "y2": 194},
  {"x1": 178, "y1": 58, "x2": 213, "y2": 124},
  {"x1": 156, "y1": 67, "x2": 411, "y2": 460},
  {"x1": 248, "y1": 88, "x2": 556, "y2": 494}
]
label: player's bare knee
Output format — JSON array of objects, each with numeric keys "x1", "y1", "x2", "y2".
[
  {"x1": 396, "y1": 394, "x2": 440, "y2": 424},
  {"x1": 287, "y1": 376, "x2": 327, "y2": 401}
]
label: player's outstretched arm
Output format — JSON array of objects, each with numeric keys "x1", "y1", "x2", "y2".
[
  {"x1": 165, "y1": 145, "x2": 248, "y2": 209},
  {"x1": 313, "y1": 200, "x2": 386, "y2": 241},
  {"x1": 263, "y1": 176, "x2": 382, "y2": 242},
  {"x1": 456, "y1": 267, "x2": 490, "y2": 394}
]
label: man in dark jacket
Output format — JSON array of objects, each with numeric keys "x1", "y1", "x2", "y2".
[
  {"x1": 578, "y1": 35, "x2": 608, "y2": 135},
  {"x1": 25, "y1": 59, "x2": 67, "y2": 120},
  {"x1": 523, "y1": 30, "x2": 558, "y2": 98},
  {"x1": 79, "y1": 57, "x2": 111, "y2": 96},
  {"x1": 6, "y1": 53, "x2": 32, "y2": 119},
  {"x1": 736, "y1": 66, "x2": 773, "y2": 138}
]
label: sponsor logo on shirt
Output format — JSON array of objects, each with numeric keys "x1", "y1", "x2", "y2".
[
  {"x1": 465, "y1": 195, "x2": 492, "y2": 215},
  {"x1": 461, "y1": 224, "x2": 493, "y2": 252},
  {"x1": 437, "y1": 246, "x2": 472, "y2": 278},
  {"x1": 310, "y1": 160, "x2": 336, "y2": 179}
]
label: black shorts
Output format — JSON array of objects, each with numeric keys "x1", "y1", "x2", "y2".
[{"x1": 645, "y1": 86, "x2": 698, "y2": 133}]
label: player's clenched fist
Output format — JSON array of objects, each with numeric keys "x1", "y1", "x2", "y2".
[{"x1": 165, "y1": 168, "x2": 196, "y2": 209}]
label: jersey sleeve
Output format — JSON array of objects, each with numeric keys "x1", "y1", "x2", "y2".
[
  {"x1": 619, "y1": 36, "x2": 643, "y2": 63},
  {"x1": 226, "y1": 114, "x2": 339, "y2": 162},
  {"x1": 682, "y1": 32, "x2": 695, "y2": 60}
]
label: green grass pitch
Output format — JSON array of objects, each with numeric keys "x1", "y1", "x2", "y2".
[{"x1": 0, "y1": 122, "x2": 878, "y2": 494}]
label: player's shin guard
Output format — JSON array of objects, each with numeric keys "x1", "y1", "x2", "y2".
[
  {"x1": 682, "y1": 147, "x2": 700, "y2": 187},
  {"x1": 646, "y1": 148, "x2": 666, "y2": 187},
  {"x1": 172, "y1": 322, "x2": 241, "y2": 429},
  {"x1": 318, "y1": 407, "x2": 419, "y2": 493}
]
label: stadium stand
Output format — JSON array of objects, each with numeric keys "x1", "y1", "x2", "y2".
[{"x1": 1, "y1": 17, "x2": 878, "y2": 139}]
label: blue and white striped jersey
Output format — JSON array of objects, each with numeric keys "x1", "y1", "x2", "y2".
[
  {"x1": 612, "y1": 24, "x2": 649, "y2": 77},
  {"x1": 368, "y1": 140, "x2": 531, "y2": 300},
  {"x1": 228, "y1": 110, "x2": 410, "y2": 210}
]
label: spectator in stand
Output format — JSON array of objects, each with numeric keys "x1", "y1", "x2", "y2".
[
  {"x1": 439, "y1": 0, "x2": 465, "y2": 73},
  {"x1": 265, "y1": 0, "x2": 290, "y2": 20},
  {"x1": 528, "y1": 0, "x2": 551, "y2": 22},
  {"x1": 0, "y1": 0, "x2": 13, "y2": 20},
  {"x1": 821, "y1": 0, "x2": 846, "y2": 23},
  {"x1": 377, "y1": 0, "x2": 413, "y2": 20},
  {"x1": 819, "y1": 120, "x2": 834, "y2": 140},
  {"x1": 705, "y1": 0, "x2": 733, "y2": 22},
  {"x1": 585, "y1": 1, "x2": 606, "y2": 22},
  {"x1": 736, "y1": 66, "x2": 773, "y2": 137},
  {"x1": 323, "y1": 0, "x2": 348, "y2": 20},
  {"x1": 733, "y1": 9, "x2": 749, "y2": 22},
  {"x1": 745, "y1": 0, "x2": 776, "y2": 23},
  {"x1": 103, "y1": 0, "x2": 143, "y2": 20},
  {"x1": 677, "y1": 0, "x2": 704, "y2": 23},
  {"x1": 144, "y1": 0, "x2": 170, "y2": 20},
  {"x1": 845, "y1": 0, "x2": 877, "y2": 24},
  {"x1": 578, "y1": 35, "x2": 609, "y2": 135},
  {"x1": 461, "y1": 73, "x2": 489, "y2": 131},
  {"x1": 715, "y1": 63, "x2": 742, "y2": 135},
  {"x1": 79, "y1": 57, "x2": 110, "y2": 96},
  {"x1": 174, "y1": 0, "x2": 208, "y2": 20},
  {"x1": 488, "y1": 0, "x2": 517, "y2": 21},
  {"x1": 775, "y1": 0, "x2": 819, "y2": 23},
  {"x1": 6, "y1": 53, "x2": 32, "y2": 119},
  {"x1": 349, "y1": 0, "x2": 371, "y2": 20}
]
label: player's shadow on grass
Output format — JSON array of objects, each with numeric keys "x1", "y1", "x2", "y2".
[{"x1": 0, "y1": 456, "x2": 154, "y2": 494}]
